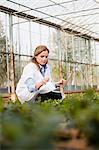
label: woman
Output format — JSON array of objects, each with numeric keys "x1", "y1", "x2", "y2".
[{"x1": 16, "y1": 45, "x2": 65, "y2": 104}]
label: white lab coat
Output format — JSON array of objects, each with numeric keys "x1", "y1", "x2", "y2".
[{"x1": 16, "y1": 62, "x2": 55, "y2": 104}]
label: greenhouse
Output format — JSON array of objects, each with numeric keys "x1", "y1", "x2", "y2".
[
  {"x1": 0, "y1": 0, "x2": 99, "y2": 150},
  {"x1": 0, "y1": 0, "x2": 99, "y2": 97}
]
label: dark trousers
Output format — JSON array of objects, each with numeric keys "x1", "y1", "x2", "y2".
[{"x1": 36, "y1": 91, "x2": 62, "y2": 102}]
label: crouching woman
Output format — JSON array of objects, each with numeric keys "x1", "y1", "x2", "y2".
[{"x1": 16, "y1": 45, "x2": 65, "y2": 104}]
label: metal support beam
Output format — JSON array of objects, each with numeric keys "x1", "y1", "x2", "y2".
[
  {"x1": 9, "y1": 14, "x2": 16, "y2": 101},
  {"x1": 0, "y1": 5, "x2": 99, "y2": 42}
]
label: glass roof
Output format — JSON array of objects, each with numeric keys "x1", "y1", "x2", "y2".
[{"x1": 0, "y1": 0, "x2": 99, "y2": 39}]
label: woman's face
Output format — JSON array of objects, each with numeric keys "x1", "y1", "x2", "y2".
[{"x1": 35, "y1": 50, "x2": 49, "y2": 65}]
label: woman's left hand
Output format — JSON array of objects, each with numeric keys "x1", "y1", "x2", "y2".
[{"x1": 56, "y1": 79, "x2": 66, "y2": 86}]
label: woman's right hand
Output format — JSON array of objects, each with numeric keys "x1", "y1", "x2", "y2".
[
  {"x1": 42, "y1": 77, "x2": 49, "y2": 84},
  {"x1": 35, "y1": 77, "x2": 49, "y2": 89}
]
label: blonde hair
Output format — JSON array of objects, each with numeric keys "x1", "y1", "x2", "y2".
[{"x1": 32, "y1": 45, "x2": 49, "y2": 69}]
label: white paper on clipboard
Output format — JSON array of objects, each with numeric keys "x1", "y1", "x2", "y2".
[{"x1": 39, "y1": 81, "x2": 56, "y2": 94}]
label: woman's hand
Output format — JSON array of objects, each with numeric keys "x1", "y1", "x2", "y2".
[
  {"x1": 56, "y1": 79, "x2": 66, "y2": 87},
  {"x1": 35, "y1": 77, "x2": 49, "y2": 89},
  {"x1": 42, "y1": 77, "x2": 49, "y2": 85}
]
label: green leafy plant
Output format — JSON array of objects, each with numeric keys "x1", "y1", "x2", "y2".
[{"x1": 0, "y1": 88, "x2": 99, "y2": 149}]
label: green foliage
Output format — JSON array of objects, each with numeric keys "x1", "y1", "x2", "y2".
[
  {"x1": 0, "y1": 98, "x2": 63, "y2": 150},
  {"x1": 0, "y1": 89, "x2": 99, "y2": 149},
  {"x1": 38, "y1": 89, "x2": 99, "y2": 147}
]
